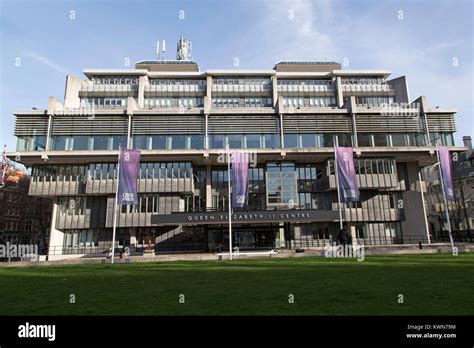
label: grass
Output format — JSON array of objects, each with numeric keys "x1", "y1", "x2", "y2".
[{"x1": 0, "y1": 253, "x2": 473, "y2": 315}]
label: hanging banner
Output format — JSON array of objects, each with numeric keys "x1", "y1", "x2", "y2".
[
  {"x1": 118, "y1": 149, "x2": 141, "y2": 205},
  {"x1": 438, "y1": 146, "x2": 455, "y2": 201},
  {"x1": 231, "y1": 152, "x2": 249, "y2": 208},
  {"x1": 335, "y1": 147, "x2": 360, "y2": 202}
]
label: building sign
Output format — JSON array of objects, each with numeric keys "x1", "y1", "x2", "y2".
[
  {"x1": 118, "y1": 149, "x2": 141, "y2": 205},
  {"x1": 151, "y1": 209, "x2": 339, "y2": 226}
]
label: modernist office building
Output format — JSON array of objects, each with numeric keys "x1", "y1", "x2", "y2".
[{"x1": 9, "y1": 53, "x2": 465, "y2": 256}]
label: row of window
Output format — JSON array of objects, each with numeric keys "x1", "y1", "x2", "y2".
[
  {"x1": 132, "y1": 135, "x2": 204, "y2": 150},
  {"x1": 283, "y1": 97, "x2": 337, "y2": 107},
  {"x1": 16, "y1": 136, "x2": 46, "y2": 152},
  {"x1": 53, "y1": 136, "x2": 127, "y2": 151},
  {"x1": 277, "y1": 80, "x2": 334, "y2": 86},
  {"x1": 148, "y1": 79, "x2": 206, "y2": 86},
  {"x1": 213, "y1": 78, "x2": 271, "y2": 85},
  {"x1": 91, "y1": 76, "x2": 138, "y2": 85},
  {"x1": 327, "y1": 158, "x2": 396, "y2": 176},
  {"x1": 209, "y1": 134, "x2": 280, "y2": 149},
  {"x1": 355, "y1": 96, "x2": 395, "y2": 106},
  {"x1": 80, "y1": 98, "x2": 128, "y2": 107},
  {"x1": 341, "y1": 77, "x2": 387, "y2": 85},
  {"x1": 212, "y1": 98, "x2": 273, "y2": 107},
  {"x1": 144, "y1": 98, "x2": 204, "y2": 107}
]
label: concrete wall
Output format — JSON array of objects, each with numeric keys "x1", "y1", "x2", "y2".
[{"x1": 400, "y1": 162, "x2": 429, "y2": 240}]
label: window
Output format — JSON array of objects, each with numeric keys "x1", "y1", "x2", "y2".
[
  {"x1": 151, "y1": 135, "x2": 167, "y2": 149},
  {"x1": 92, "y1": 136, "x2": 109, "y2": 150},
  {"x1": 210, "y1": 135, "x2": 225, "y2": 149},
  {"x1": 284, "y1": 134, "x2": 299, "y2": 148},
  {"x1": 266, "y1": 163, "x2": 298, "y2": 206},
  {"x1": 301, "y1": 134, "x2": 317, "y2": 148},
  {"x1": 245, "y1": 134, "x2": 261, "y2": 149},
  {"x1": 358, "y1": 133, "x2": 372, "y2": 147},
  {"x1": 111, "y1": 136, "x2": 127, "y2": 150},
  {"x1": 227, "y1": 135, "x2": 243, "y2": 149},
  {"x1": 171, "y1": 135, "x2": 186, "y2": 149},
  {"x1": 390, "y1": 133, "x2": 406, "y2": 146},
  {"x1": 132, "y1": 136, "x2": 148, "y2": 150},
  {"x1": 373, "y1": 133, "x2": 388, "y2": 147},
  {"x1": 263, "y1": 134, "x2": 280, "y2": 148},
  {"x1": 71, "y1": 136, "x2": 89, "y2": 150},
  {"x1": 190, "y1": 135, "x2": 204, "y2": 149}
]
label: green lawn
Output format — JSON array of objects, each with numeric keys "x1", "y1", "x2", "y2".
[{"x1": 0, "y1": 253, "x2": 473, "y2": 315}]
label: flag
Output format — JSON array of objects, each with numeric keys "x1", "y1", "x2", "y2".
[
  {"x1": 117, "y1": 149, "x2": 141, "y2": 205},
  {"x1": 1, "y1": 147, "x2": 7, "y2": 187},
  {"x1": 335, "y1": 147, "x2": 360, "y2": 202},
  {"x1": 231, "y1": 152, "x2": 249, "y2": 208},
  {"x1": 438, "y1": 146, "x2": 455, "y2": 201}
]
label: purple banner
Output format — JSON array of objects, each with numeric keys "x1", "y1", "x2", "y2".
[
  {"x1": 231, "y1": 152, "x2": 249, "y2": 208},
  {"x1": 118, "y1": 149, "x2": 141, "y2": 205},
  {"x1": 438, "y1": 146, "x2": 455, "y2": 201},
  {"x1": 335, "y1": 147, "x2": 360, "y2": 202}
]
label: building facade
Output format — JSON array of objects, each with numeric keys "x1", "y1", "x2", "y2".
[
  {"x1": 422, "y1": 136, "x2": 473, "y2": 241},
  {"x1": 9, "y1": 56, "x2": 465, "y2": 257},
  {"x1": 0, "y1": 174, "x2": 52, "y2": 254}
]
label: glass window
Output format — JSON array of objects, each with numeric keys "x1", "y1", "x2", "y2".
[
  {"x1": 263, "y1": 134, "x2": 280, "y2": 148},
  {"x1": 301, "y1": 134, "x2": 316, "y2": 148},
  {"x1": 171, "y1": 135, "x2": 186, "y2": 149},
  {"x1": 71, "y1": 136, "x2": 89, "y2": 150},
  {"x1": 151, "y1": 135, "x2": 167, "y2": 149},
  {"x1": 373, "y1": 133, "x2": 388, "y2": 147},
  {"x1": 284, "y1": 134, "x2": 299, "y2": 148},
  {"x1": 227, "y1": 135, "x2": 243, "y2": 149},
  {"x1": 245, "y1": 134, "x2": 261, "y2": 149},
  {"x1": 111, "y1": 136, "x2": 127, "y2": 150},
  {"x1": 210, "y1": 135, "x2": 225, "y2": 149},
  {"x1": 358, "y1": 133, "x2": 372, "y2": 147},
  {"x1": 391, "y1": 133, "x2": 407, "y2": 147},
  {"x1": 92, "y1": 136, "x2": 109, "y2": 150},
  {"x1": 133, "y1": 136, "x2": 149, "y2": 150},
  {"x1": 337, "y1": 133, "x2": 352, "y2": 147},
  {"x1": 53, "y1": 136, "x2": 68, "y2": 151},
  {"x1": 190, "y1": 135, "x2": 204, "y2": 149},
  {"x1": 322, "y1": 134, "x2": 335, "y2": 147}
]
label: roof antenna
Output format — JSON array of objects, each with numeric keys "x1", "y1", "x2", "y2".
[
  {"x1": 156, "y1": 41, "x2": 160, "y2": 60},
  {"x1": 162, "y1": 40, "x2": 166, "y2": 60}
]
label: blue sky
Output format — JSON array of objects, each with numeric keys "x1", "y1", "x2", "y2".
[{"x1": 1, "y1": 0, "x2": 472, "y2": 150}]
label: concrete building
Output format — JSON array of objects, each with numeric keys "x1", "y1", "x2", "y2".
[
  {"x1": 8, "y1": 48, "x2": 466, "y2": 257},
  {"x1": 422, "y1": 136, "x2": 473, "y2": 241}
]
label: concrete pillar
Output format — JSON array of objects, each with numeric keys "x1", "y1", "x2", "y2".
[
  {"x1": 272, "y1": 76, "x2": 278, "y2": 108},
  {"x1": 400, "y1": 162, "x2": 429, "y2": 242},
  {"x1": 47, "y1": 202, "x2": 64, "y2": 256},
  {"x1": 138, "y1": 75, "x2": 147, "y2": 108},
  {"x1": 276, "y1": 223, "x2": 285, "y2": 248},
  {"x1": 205, "y1": 165, "x2": 212, "y2": 209},
  {"x1": 336, "y1": 76, "x2": 343, "y2": 108}
]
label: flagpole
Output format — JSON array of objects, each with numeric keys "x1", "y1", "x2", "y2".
[
  {"x1": 111, "y1": 146, "x2": 121, "y2": 264},
  {"x1": 436, "y1": 144, "x2": 455, "y2": 252},
  {"x1": 334, "y1": 141, "x2": 344, "y2": 230},
  {"x1": 227, "y1": 140, "x2": 233, "y2": 261}
]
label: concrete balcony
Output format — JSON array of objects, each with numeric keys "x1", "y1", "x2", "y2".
[
  {"x1": 144, "y1": 84, "x2": 206, "y2": 96},
  {"x1": 211, "y1": 84, "x2": 272, "y2": 96},
  {"x1": 79, "y1": 84, "x2": 138, "y2": 97},
  {"x1": 277, "y1": 84, "x2": 335, "y2": 93}
]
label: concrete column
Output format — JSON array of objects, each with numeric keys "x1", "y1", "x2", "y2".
[
  {"x1": 279, "y1": 113, "x2": 284, "y2": 148},
  {"x1": 336, "y1": 76, "x2": 343, "y2": 108},
  {"x1": 205, "y1": 165, "x2": 212, "y2": 209},
  {"x1": 205, "y1": 114, "x2": 209, "y2": 149},
  {"x1": 400, "y1": 162, "x2": 429, "y2": 242},
  {"x1": 138, "y1": 75, "x2": 147, "y2": 108},
  {"x1": 205, "y1": 75, "x2": 212, "y2": 113},
  {"x1": 272, "y1": 76, "x2": 278, "y2": 108},
  {"x1": 276, "y1": 223, "x2": 285, "y2": 248},
  {"x1": 127, "y1": 114, "x2": 132, "y2": 148},
  {"x1": 47, "y1": 202, "x2": 64, "y2": 256}
]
